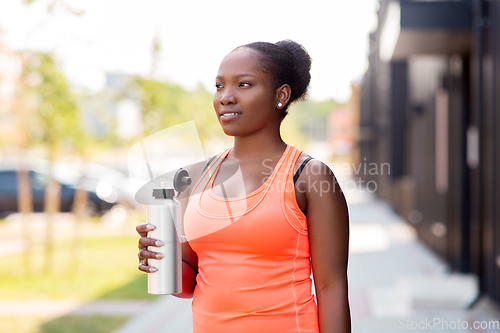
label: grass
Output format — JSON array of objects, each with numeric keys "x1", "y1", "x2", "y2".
[
  {"x1": 40, "y1": 315, "x2": 130, "y2": 333},
  {"x1": 0, "y1": 210, "x2": 163, "y2": 333},
  {"x1": 0, "y1": 315, "x2": 130, "y2": 333},
  {"x1": 0, "y1": 233, "x2": 160, "y2": 332},
  {"x1": 0, "y1": 235, "x2": 159, "y2": 301}
]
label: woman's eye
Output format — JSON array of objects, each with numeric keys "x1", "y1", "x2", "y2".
[
  {"x1": 239, "y1": 82, "x2": 251, "y2": 87},
  {"x1": 215, "y1": 84, "x2": 223, "y2": 89}
]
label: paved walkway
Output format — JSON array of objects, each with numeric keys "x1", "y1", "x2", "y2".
[
  {"x1": 344, "y1": 192, "x2": 500, "y2": 332},
  {"x1": 112, "y1": 296, "x2": 193, "y2": 333},
  {"x1": 111, "y1": 169, "x2": 500, "y2": 333}
]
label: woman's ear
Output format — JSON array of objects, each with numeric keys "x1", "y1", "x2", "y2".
[{"x1": 276, "y1": 84, "x2": 291, "y2": 109}]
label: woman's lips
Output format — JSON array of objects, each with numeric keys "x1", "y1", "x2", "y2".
[{"x1": 220, "y1": 112, "x2": 242, "y2": 121}]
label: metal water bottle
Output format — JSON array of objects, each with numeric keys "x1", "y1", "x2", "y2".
[{"x1": 147, "y1": 187, "x2": 182, "y2": 295}]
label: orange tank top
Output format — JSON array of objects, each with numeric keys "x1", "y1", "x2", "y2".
[{"x1": 183, "y1": 144, "x2": 320, "y2": 333}]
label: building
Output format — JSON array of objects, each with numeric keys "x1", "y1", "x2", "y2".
[{"x1": 359, "y1": 0, "x2": 500, "y2": 306}]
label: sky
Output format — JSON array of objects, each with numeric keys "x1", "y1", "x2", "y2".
[{"x1": 0, "y1": 0, "x2": 379, "y2": 103}]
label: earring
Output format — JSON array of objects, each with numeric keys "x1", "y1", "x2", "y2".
[{"x1": 277, "y1": 102, "x2": 283, "y2": 108}]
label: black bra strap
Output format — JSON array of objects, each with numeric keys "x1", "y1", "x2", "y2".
[
  {"x1": 293, "y1": 157, "x2": 314, "y2": 184},
  {"x1": 202, "y1": 155, "x2": 216, "y2": 173}
]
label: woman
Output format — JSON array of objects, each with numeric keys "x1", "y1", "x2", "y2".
[{"x1": 137, "y1": 40, "x2": 351, "y2": 333}]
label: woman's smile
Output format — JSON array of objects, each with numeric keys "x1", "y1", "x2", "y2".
[{"x1": 220, "y1": 111, "x2": 242, "y2": 121}]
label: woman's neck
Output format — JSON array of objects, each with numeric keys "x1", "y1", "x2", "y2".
[{"x1": 230, "y1": 133, "x2": 287, "y2": 162}]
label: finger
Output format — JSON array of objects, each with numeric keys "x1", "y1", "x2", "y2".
[
  {"x1": 138, "y1": 262, "x2": 158, "y2": 273},
  {"x1": 136, "y1": 223, "x2": 156, "y2": 237},
  {"x1": 138, "y1": 253, "x2": 161, "y2": 273},
  {"x1": 138, "y1": 248, "x2": 165, "y2": 260},
  {"x1": 138, "y1": 237, "x2": 165, "y2": 250}
]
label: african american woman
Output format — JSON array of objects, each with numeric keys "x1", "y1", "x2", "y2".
[{"x1": 137, "y1": 40, "x2": 351, "y2": 333}]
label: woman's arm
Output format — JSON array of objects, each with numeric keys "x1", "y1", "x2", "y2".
[
  {"x1": 302, "y1": 160, "x2": 351, "y2": 333},
  {"x1": 170, "y1": 161, "x2": 204, "y2": 298},
  {"x1": 171, "y1": 241, "x2": 198, "y2": 298}
]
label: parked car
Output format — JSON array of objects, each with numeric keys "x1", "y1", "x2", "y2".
[
  {"x1": 51, "y1": 162, "x2": 137, "y2": 208},
  {"x1": 0, "y1": 168, "x2": 115, "y2": 218}
]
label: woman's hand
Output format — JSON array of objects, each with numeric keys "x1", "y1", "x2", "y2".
[{"x1": 136, "y1": 223, "x2": 165, "y2": 273}]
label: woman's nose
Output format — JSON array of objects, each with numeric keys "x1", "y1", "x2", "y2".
[{"x1": 219, "y1": 88, "x2": 237, "y2": 105}]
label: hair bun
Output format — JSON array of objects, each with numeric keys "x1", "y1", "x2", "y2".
[
  {"x1": 237, "y1": 40, "x2": 312, "y2": 122},
  {"x1": 275, "y1": 40, "x2": 312, "y2": 102}
]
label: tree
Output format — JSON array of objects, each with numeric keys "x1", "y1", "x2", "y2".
[
  {"x1": 129, "y1": 78, "x2": 222, "y2": 145},
  {"x1": 22, "y1": 51, "x2": 81, "y2": 273}
]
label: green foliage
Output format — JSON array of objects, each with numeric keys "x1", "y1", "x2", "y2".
[
  {"x1": 22, "y1": 52, "x2": 87, "y2": 158},
  {"x1": 134, "y1": 78, "x2": 188, "y2": 132},
  {"x1": 287, "y1": 98, "x2": 340, "y2": 141},
  {"x1": 128, "y1": 76, "x2": 338, "y2": 147},
  {"x1": 16, "y1": 50, "x2": 339, "y2": 155},
  {"x1": 290, "y1": 98, "x2": 340, "y2": 118},
  {"x1": 190, "y1": 83, "x2": 227, "y2": 142},
  {"x1": 280, "y1": 110, "x2": 310, "y2": 151},
  {"x1": 74, "y1": 88, "x2": 118, "y2": 154},
  {"x1": 130, "y1": 78, "x2": 222, "y2": 144}
]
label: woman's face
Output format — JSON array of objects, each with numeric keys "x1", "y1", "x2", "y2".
[{"x1": 213, "y1": 47, "x2": 279, "y2": 137}]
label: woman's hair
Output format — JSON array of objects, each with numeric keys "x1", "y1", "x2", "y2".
[{"x1": 236, "y1": 40, "x2": 312, "y2": 122}]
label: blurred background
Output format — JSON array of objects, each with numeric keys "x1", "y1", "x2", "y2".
[{"x1": 1, "y1": 0, "x2": 499, "y2": 332}]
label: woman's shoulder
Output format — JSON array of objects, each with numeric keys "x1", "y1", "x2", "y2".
[
  {"x1": 293, "y1": 149, "x2": 329, "y2": 174},
  {"x1": 293, "y1": 150, "x2": 337, "y2": 188}
]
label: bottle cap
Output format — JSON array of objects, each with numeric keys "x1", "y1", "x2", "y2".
[{"x1": 153, "y1": 188, "x2": 175, "y2": 199}]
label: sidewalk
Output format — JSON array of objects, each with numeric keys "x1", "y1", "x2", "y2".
[
  {"x1": 340, "y1": 168, "x2": 500, "y2": 332},
  {"x1": 112, "y1": 171, "x2": 500, "y2": 333},
  {"x1": 112, "y1": 296, "x2": 193, "y2": 333},
  {"x1": 344, "y1": 192, "x2": 499, "y2": 332}
]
